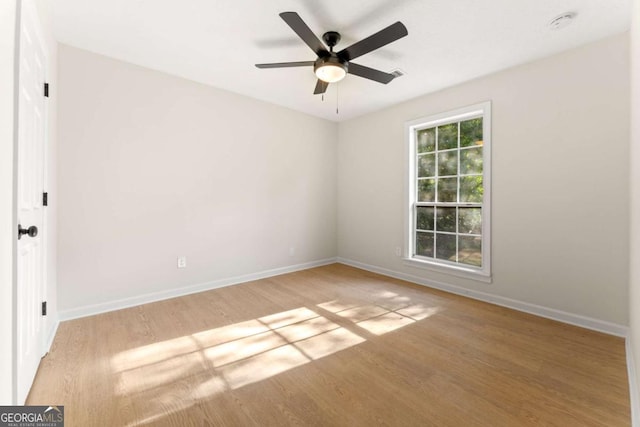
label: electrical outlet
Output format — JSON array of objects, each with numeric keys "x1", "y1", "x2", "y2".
[
  {"x1": 289, "y1": 246, "x2": 296, "y2": 257},
  {"x1": 395, "y1": 247, "x2": 402, "y2": 257},
  {"x1": 177, "y1": 256, "x2": 187, "y2": 268}
]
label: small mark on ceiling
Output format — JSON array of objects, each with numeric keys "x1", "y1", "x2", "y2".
[{"x1": 549, "y1": 12, "x2": 577, "y2": 30}]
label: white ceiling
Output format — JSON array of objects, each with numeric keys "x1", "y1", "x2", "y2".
[{"x1": 50, "y1": 0, "x2": 631, "y2": 122}]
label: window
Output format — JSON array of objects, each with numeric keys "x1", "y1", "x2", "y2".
[{"x1": 405, "y1": 102, "x2": 491, "y2": 281}]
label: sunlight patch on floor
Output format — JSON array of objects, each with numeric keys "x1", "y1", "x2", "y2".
[
  {"x1": 295, "y1": 328, "x2": 365, "y2": 360},
  {"x1": 203, "y1": 330, "x2": 289, "y2": 368},
  {"x1": 398, "y1": 304, "x2": 443, "y2": 321},
  {"x1": 319, "y1": 298, "x2": 444, "y2": 336},
  {"x1": 189, "y1": 375, "x2": 227, "y2": 401},
  {"x1": 373, "y1": 291, "x2": 413, "y2": 311},
  {"x1": 275, "y1": 316, "x2": 341, "y2": 342},
  {"x1": 357, "y1": 312, "x2": 416, "y2": 335},
  {"x1": 316, "y1": 300, "x2": 361, "y2": 313},
  {"x1": 220, "y1": 343, "x2": 310, "y2": 389},
  {"x1": 192, "y1": 319, "x2": 270, "y2": 348},
  {"x1": 115, "y1": 343, "x2": 206, "y2": 394},
  {"x1": 112, "y1": 318, "x2": 271, "y2": 372},
  {"x1": 112, "y1": 306, "x2": 356, "y2": 399},
  {"x1": 258, "y1": 307, "x2": 319, "y2": 329},
  {"x1": 334, "y1": 305, "x2": 389, "y2": 322},
  {"x1": 112, "y1": 334, "x2": 200, "y2": 372},
  {"x1": 113, "y1": 296, "x2": 442, "y2": 426}
]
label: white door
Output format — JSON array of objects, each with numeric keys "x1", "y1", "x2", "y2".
[{"x1": 16, "y1": 0, "x2": 47, "y2": 405}]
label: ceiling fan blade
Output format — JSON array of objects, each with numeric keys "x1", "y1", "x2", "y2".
[
  {"x1": 314, "y1": 79, "x2": 329, "y2": 95},
  {"x1": 255, "y1": 61, "x2": 314, "y2": 69},
  {"x1": 338, "y1": 21, "x2": 408, "y2": 61},
  {"x1": 279, "y1": 12, "x2": 327, "y2": 55},
  {"x1": 347, "y1": 62, "x2": 395, "y2": 84}
]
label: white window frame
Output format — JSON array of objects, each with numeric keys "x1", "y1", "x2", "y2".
[{"x1": 404, "y1": 101, "x2": 492, "y2": 282}]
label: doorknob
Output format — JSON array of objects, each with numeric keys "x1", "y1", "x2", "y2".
[{"x1": 18, "y1": 224, "x2": 38, "y2": 240}]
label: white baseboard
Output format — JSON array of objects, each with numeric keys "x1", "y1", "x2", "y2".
[
  {"x1": 337, "y1": 257, "x2": 628, "y2": 337},
  {"x1": 58, "y1": 258, "x2": 337, "y2": 321},
  {"x1": 59, "y1": 255, "x2": 628, "y2": 337},
  {"x1": 628, "y1": 338, "x2": 640, "y2": 427}
]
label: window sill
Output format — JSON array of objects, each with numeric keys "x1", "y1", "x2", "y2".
[{"x1": 402, "y1": 257, "x2": 492, "y2": 283}]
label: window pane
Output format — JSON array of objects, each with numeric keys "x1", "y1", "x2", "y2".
[
  {"x1": 410, "y1": 106, "x2": 489, "y2": 273},
  {"x1": 460, "y1": 176, "x2": 483, "y2": 203},
  {"x1": 460, "y1": 147, "x2": 483, "y2": 175},
  {"x1": 436, "y1": 207, "x2": 456, "y2": 232},
  {"x1": 417, "y1": 128, "x2": 435, "y2": 153},
  {"x1": 418, "y1": 153, "x2": 435, "y2": 177},
  {"x1": 416, "y1": 207, "x2": 434, "y2": 231},
  {"x1": 459, "y1": 236, "x2": 482, "y2": 266},
  {"x1": 458, "y1": 207, "x2": 482, "y2": 234},
  {"x1": 460, "y1": 118, "x2": 483, "y2": 148},
  {"x1": 438, "y1": 151, "x2": 458, "y2": 176},
  {"x1": 437, "y1": 123, "x2": 458, "y2": 150},
  {"x1": 416, "y1": 232, "x2": 434, "y2": 257},
  {"x1": 418, "y1": 179, "x2": 436, "y2": 202},
  {"x1": 435, "y1": 233, "x2": 456, "y2": 261},
  {"x1": 437, "y1": 177, "x2": 457, "y2": 202}
]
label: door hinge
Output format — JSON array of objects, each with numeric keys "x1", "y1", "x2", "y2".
[
  {"x1": 43, "y1": 192, "x2": 48, "y2": 206},
  {"x1": 41, "y1": 301, "x2": 47, "y2": 316},
  {"x1": 44, "y1": 82, "x2": 49, "y2": 97}
]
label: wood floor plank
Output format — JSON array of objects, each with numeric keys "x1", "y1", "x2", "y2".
[{"x1": 27, "y1": 264, "x2": 630, "y2": 426}]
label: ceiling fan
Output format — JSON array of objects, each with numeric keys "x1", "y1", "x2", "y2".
[{"x1": 255, "y1": 12, "x2": 408, "y2": 95}]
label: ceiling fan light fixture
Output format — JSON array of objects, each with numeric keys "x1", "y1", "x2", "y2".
[
  {"x1": 314, "y1": 56, "x2": 348, "y2": 83},
  {"x1": 315, "y1": 64, "x2": 346, "y2": 83},
  {"x1": 255, "y1": 12, "x2": 408, "y2": 95}
]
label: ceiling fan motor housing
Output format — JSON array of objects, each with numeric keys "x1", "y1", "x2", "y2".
[{"x1": 322, "y1": 31, "x2": 341, "y2": 49}]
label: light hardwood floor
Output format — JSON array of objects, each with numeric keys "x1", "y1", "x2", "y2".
[{"x1": 28, "y1": 264, "x2": 630, "y2": 426}]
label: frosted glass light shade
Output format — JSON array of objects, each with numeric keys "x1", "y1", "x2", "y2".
[{"x1": 315, "y1": 64, "x2": 346, "y2": 83}]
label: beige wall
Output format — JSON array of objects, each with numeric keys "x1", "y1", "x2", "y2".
[
  {"x1": 338, "y1": 34, "x2": 630, "y2": 326},
  {"x1": 629, "y1": 0, "x2": 640, "y2": 416},
  {"x1": 0, "y1": 0, "x2": 17, "y2": 405},
  {"x1": 57, "y1": 45, "x2": 337, "y2": 314}
]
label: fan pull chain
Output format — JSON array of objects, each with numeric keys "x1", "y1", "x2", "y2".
[{"x1": 336, "y1": 83, "x2": 339, "y2": 115}]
